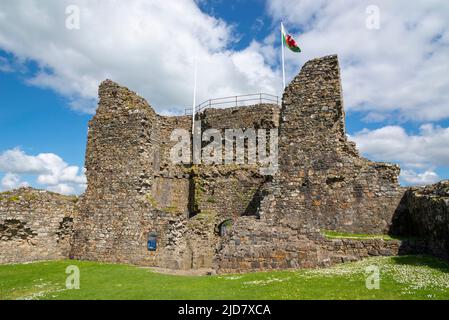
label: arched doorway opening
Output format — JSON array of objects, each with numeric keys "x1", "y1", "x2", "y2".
[{"x1": 216, "y1": 219, "x2": 233, "y2": 237}]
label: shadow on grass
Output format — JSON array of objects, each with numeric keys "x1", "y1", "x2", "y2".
[{"x1": 391, "y1": 255, "x2": 449, "y2": 273}]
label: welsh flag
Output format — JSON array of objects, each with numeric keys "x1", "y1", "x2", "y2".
[{"x1": 282, "y1": 24, "x2": 301, "y2": 53}]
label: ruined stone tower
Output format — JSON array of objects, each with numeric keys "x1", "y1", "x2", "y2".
[
  {"x1": 71, "y1": 79, "x2": 280, "y2": 269},
  {"x1": 69, "y1": 54, "x2": 408, "y2": 272},
  {"x1": 260, "y1": 55, "x2": 404, "y2": 233}
]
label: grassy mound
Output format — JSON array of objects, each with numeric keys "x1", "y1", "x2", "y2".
[{"x1": 1, "y1": 255, "x2": 448, "y2": 300}]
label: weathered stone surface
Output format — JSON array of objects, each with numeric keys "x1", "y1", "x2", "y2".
[
  {"x1": 215, "y1": 216, "x2": 425, "y2": 273},
  {"x1": 0, "y1": 187, "x2": 77, "y2": 264},
  {"x1": 200, "y1": 104, "x2": 279, "y2": 130},
  {"x1": 2, "y1": 54, "x2": 446, "y2": 272},
  {"x1": 392, "y1": 180, "x2": 449, "y2": 259},
  {"x1": 70, "y1": 80, "x2": 280, "y2": 269},
  {"x1": 71, "y1": 80, "x2": 191, "y2": 268},
  {"x1": 259, "y1": 55, "x2": 405, "y2": 234}
]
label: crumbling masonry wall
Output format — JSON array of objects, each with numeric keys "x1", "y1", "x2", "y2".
[
  {"x1": 72, "y1": 55, "x2": 409, "y2": 271},
  {"x1": 71, "y1": 80, "x2": 192, "y2": 269},
  {"x1": 186, "y1": 105, "x2": 280, "y2": 267},
  {"x1": 260, "y1": 55, "x2": 405, "y2": 234},
  {"x1": 195, "y1": 104, "x2": 279, "y2": 220},
  {"x1": 215, "y1": 55, "x2": 409, "y2": 272},
  {"x1": 215, "y1": 216, "x2": 422, "y2": 273},
  {"x1": 71, "y1": 81, "x2": 280, "y2": 269},
  {"x1": 4, "y1": 54, "x2": 434, "y2": 272},
  {"x1": 0, "y1": 188, "x2": 77, "y2": 264},
  {"x1": 392, "y1": 181, "x2": 449, "y2": 259}
]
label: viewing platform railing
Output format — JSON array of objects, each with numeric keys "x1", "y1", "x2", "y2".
[{"x1": 184, "y1": 93, "x2": 280, "y2": 115}]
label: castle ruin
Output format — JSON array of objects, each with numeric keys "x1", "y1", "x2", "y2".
[{"x1": 1, "y1": 55, "x2": 448, "y2": 271}]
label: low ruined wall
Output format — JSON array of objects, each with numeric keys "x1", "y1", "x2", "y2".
[
  {"x1": 312, "y1": 235, "x2": 424, "y2": 266},
  {"x1": 397, "y1": 181, "x2": 449, "y2": 259},
  {"x1": 0, "y1": 188, "x2": 77, "y2": 264},
  {"x1": 215, "y1": 216, "x2": 422, "y2": 273},
  {"x1": 215, "y1": 217, "x2": 320, "y2": 272}
]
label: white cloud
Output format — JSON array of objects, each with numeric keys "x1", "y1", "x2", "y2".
[
  {"x1": 0, "y1": 148, "x2": 53, "y2": 174},
  {"x1": 47, "y1": 183, "x2": 75, "y2": 195},
  {"x1": 400, "y1": 169, "x2": 440, "y2": 186},
  {"x1": 1, "y1": 173, "x2": 28, "y2": 190},
  {"x1": 350, "y1": 124, "x2": 449, "y2": 186},
  {"x1": 0, "y1": 148, "x2": 86, "y2": 195},
  {"x1": 0, "y1": 0, "x2": 281, "y2": 114},
  {"x1": 2, "y1": 1, "x2": 447, "y2": 122},
  {"x1": 267, "y1": 0, "x2": 449, "y2": 122},
  {"x1": 350, "y1": 124, "x2": 449, "y2": 168}
]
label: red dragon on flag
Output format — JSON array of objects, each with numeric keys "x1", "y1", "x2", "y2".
[{"x1": 282, "y1": 25, "x2": 301, "y2": 53}]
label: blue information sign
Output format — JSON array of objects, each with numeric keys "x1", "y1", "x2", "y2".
[{"x1": 147, "y1": 238, "x2": 157, "y2": 251}]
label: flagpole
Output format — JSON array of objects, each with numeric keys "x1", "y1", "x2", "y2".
[
  {"x1": 192, "y1": 57, "x2": 197, "y2": 135},
  {"x1": 281, "y1": 21, "x2": 286, "y2": 89}
]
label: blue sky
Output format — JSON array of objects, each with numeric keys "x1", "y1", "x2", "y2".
[
  {"x1": 197, "y1": 0, "x2": 274, "y2": 49},
  {"x1": 0, "y1": 61, "x2": 89, "y2": 165},
  {"x1": 1, "y1": 0, "x2": 449, "y2": 194}
]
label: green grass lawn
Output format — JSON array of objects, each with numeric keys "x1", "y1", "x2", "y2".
[
  {"x1": 322, "y1": 230, "x2": 401, "y2": 240},
  {"x1": 1, "y1": 255, "x2": 449, "y2": 300}
]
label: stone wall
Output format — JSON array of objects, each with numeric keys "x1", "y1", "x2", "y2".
[
  {"x1": 200, "y1": 104, "x2": 279, "y2": 130},
  {"x1": 392, "y1": 181, "x2": 449, "y2": 259},
  {"x1": 67, "y1": 55, "x2": 412, "y2": 271},
  {"x1": 71, "y1": 80, "x2": 280, "y2": 270},
  {"x1": 5, "y1": 54, "x2": 443, "y2": 272},
  {"x1": 0, "y1": 187, "x2": 77, "y2": 264},
  {"x1": 216, "y1": 217, "x2": 320, "y2": 272},
  {"x1": 71, "y1": 80, "x2": 190, "y2": 268},
  {"x1": 259, "y1": 55, "x2": 404, "y2": 234},
  {"x1": 215, "y1": 55, "x2": 410, "y2": 272},
  {"x1": 215, "y1": 216, "x2": 423, "y2": 273}
]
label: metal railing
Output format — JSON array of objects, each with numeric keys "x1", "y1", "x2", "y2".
[{"x1": 184, "y1": 93, "x2": 280, "y2": 115}]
